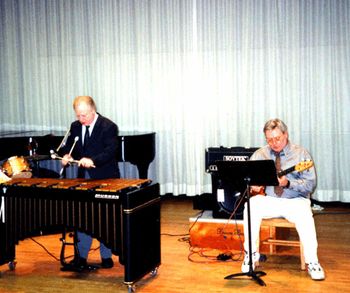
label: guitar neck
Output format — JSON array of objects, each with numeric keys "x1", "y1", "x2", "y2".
[
  {"x1": 278, "y1": 166, "x2": 295, "y2": 177},
  {"x1": 277, "y1": 160, "x2": 313, "y2": 177}
]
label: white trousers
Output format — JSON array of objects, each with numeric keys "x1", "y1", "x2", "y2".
[{"x1": 243, "y1": 195, "x2": 319, "y2": 264}]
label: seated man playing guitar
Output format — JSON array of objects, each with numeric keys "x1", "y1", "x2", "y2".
[{"x1": 241, "y1": 118, "x2": 325, "y2": 281}]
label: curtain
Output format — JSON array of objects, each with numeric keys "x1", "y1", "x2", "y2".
[{"x1": 0, "y1": 0, "x2": 349, "y2": 202}]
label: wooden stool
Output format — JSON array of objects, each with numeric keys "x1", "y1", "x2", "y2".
[{"x1": 261, "y1": 218, "x2": 306, "y2": 270}]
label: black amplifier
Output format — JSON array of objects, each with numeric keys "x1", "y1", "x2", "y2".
[
  {"x1": 204, "y1": 146, "x2": 258, "y2": 219},
  {"x1": 205, "y1": 146, "x2": 258, "y2": 173}
]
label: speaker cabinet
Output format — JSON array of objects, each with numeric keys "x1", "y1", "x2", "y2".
[
  {"x1": 211, "y1": 173, "x2": 246, "y2": 219},
  {"x1": 206, "y1": 147, "x2": 258, "y2": 219}
]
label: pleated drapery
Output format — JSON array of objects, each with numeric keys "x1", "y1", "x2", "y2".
[{"x1": 1, "y1": 0, "x2": 349, "y2": 202}]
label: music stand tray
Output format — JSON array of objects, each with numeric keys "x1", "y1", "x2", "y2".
[{"x1": 215, "y1": 160, "x2": 279, "y2": 286}]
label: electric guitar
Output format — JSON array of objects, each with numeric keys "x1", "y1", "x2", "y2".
[{"x1": 251, "y1": 160, "x2": 314, "y2": 195}]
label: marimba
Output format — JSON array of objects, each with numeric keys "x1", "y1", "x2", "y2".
[{"x1": 0, "y1": 177, "x2": 160, "y2": 289}]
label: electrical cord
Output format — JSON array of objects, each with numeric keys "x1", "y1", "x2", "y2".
[
  {"x1": 29, "y1": 236, "x2": 100, "y2": 262},
  {"x1": 186, "y1": 207, "x2": 245, "y2": 263}
]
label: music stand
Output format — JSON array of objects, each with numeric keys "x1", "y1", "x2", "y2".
[{"x1": 215, "y1": 160, "x2": 279, "y2": 286}]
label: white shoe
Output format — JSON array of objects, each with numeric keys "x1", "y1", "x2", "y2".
[
  {"x1": 308, "y1": 262, "x2": 325, "y2": 280},
  {"x1": 241, "y1": 252, "x2": 260, "y2": 273}
]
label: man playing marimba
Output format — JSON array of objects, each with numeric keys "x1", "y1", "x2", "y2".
[{"x1": 61, "y1": 96, "x2": 120, "y2": 270}]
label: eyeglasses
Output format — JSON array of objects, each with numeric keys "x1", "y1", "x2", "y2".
[{"x1": 266, "y1": 135, "x2": 284, "y2": 144}]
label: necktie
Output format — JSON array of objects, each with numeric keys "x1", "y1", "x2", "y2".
[
  {"x1": 83, "y1": 125, "x2": 90, "y2": 149},
  {"x1": 274, "y1": 153, "x2": 283, "y2": 196}
]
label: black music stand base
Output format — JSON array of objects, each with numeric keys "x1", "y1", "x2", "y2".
[
  {"x1": 223, "y1": 183, "x2": 267, "y2": 287},
  {"x1": 225, "y1": 270, "x2": 266, "y2": 287}
]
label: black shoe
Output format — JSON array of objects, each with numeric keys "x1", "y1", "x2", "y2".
[{"x1": 101, "y1": 258, "x2": 114, "y2": 269}]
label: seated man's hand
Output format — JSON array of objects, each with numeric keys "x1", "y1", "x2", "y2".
[{"x1": 250, "y1": 185, "x2": 265, "y2": 195}]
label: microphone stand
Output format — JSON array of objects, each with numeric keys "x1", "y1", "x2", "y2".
[
  {"x1": 224, "y1": 177, "x2": 266, "y2": 286},
  {"x1": 56, "y1": 129, "x2": 70, "y2": 153},
  {"x1": 55, "y1": 136, "x2": 89, "y2": 272},
  {"x1": 59, "y1": 165, "x2": 66, "y2": 179},
  {"x1": 58, "y1": 136, "x2": 79, "y2": 178}
]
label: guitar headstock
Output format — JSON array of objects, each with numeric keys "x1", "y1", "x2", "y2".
[{"x1": 295, "y1": 160, "x2": 314, "y2": 172}]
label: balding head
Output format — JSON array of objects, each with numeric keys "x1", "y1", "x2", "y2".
[
  {"x1": 73, "y1": 96, "x2": 97, "y2": 126},
  {"x1": 73, "y1": 96, "x2": 97, "y2": 111}
]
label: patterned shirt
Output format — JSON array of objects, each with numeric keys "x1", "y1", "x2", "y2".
[{"x1": 250, "y1": 142, "x2": 316, "y2": 198}]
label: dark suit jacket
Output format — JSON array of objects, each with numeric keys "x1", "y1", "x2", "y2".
[{"x1": 60, "y1": 114, "x2": 120, "y2": 179}]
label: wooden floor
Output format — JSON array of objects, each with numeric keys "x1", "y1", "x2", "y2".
[{"x1": 0, "y1": 197, "x2": 350, "y2": 293}]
